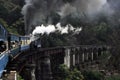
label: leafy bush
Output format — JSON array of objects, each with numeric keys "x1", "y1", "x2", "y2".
[
  {"x1": 17, "y1": 75, "x2": 24, "y2": 80},
  {"x1": 0, "y1": 18, "x2": 8, "y2": 27},
  {"x1": 82, "y1": 70, "x2": 104, "y2": 80},
  {"x1": 56, "y1": 64, "x2": 84, "y2": 80},
  {"x1": 105, "y1": 75, "x2": 120, "y2": 80},
  {"x1": 0, "y1": 18, "x2": 19, "y2": 34},
  {"x1": 71, "y1": 68, "x2": 84, "y2": 80}
]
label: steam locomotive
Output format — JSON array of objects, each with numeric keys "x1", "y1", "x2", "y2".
[{"x1": 0, "y1": 24, "x2": 31, "y2": 77}]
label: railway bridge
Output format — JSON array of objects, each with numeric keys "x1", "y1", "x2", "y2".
[{"x1": 5, "y1": 45, "x2": 110, "y2": 80}]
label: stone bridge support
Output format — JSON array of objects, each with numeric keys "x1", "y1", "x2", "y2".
[
  {"x1": 35, "y1": 51, "x2": 52, "y2": 80},
  {"x1": 64, "y1": 46, "x2": 110, "y2": 69},
  {"x1": 64, "y1": 48, "x2": 71, "y2": 68},
  {"x1": 16, "y1": 50, "x2": 53, "y2": 80}
]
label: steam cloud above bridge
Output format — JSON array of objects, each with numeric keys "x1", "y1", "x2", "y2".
[
  {"x1": 22, "y1": 0, "x2": 113, "y2": 34},
  {"x1": 32, "y1": 23, "x2": 82, "y2": 35},
  {"x1": 31, "y1": 23, "x2": 82, "y2": 41}
]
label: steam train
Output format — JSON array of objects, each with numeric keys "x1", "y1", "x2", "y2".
[{"x1": 0, "y1": 24, "x2": 31, "y2": 77}]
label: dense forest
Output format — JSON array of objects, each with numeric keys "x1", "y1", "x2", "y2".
[
  {"x1": 1, "y1": 0, "x2": 120, "y2": 80},
  {"x1": 0, "y1": 0, "x2": 24, "y2": 35}
]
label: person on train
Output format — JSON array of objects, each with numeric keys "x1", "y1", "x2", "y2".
[{"x1": 0, "y1": 41, "x2": 6, "y2": 52}]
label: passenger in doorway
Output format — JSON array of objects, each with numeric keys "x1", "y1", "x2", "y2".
[{"x1": 0, "y1": 41, "x2": 6, "y2": 52}]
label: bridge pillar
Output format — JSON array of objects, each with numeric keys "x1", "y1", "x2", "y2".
[
  {"x1": 96, "y1": 49, "x2": 99, "y2": 59},
  {"x1": 36, "y1": 51, "x2": 52, "y2": 80},
  {"x1": 86, "y1": 50, "x2": 89, "y2": 61},
  {"x1": 91, "y1": 51, "x2": 94, "y2": 61},
  {"x1": 78, "y1": 48, "x2": 83, "y2": 64},
  {"x1": 70, "y1": 52, "x2": 73, "y2": 67},
  {"x1": 41, "y1": 52, "x2": 52, "y2": 80},
  {"x1": 82, "y1": 53, "x2": 85, "y2": 62},
  {"x1": 30, "y1": 65, "x2": 36, "y2": 80},
  {"x1": 73, "y1": 53, "x2": 75, "y2": 66},
  {"x1": 75, "y1": 50, "x2": 79, "y2": 65},
  {"x1": 72, "y1": 48, "x2": 76, "y2": 66},
  {"x1": 64, "y1": 48, "x2": 71, "y2": 68},
  {"x1": 87, "y1": 48, "x2": 92, "y2": 61},
  {"x1": 20, "y1": 64, "x2": 36, "y2": 80},
  {"x1": 35, "y1": 60, "x2": 42, "y2": 80}
]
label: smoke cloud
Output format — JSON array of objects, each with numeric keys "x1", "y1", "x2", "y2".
[
  {"x1": 22, "y1": 0, "x2": 113, "y2": 34},
  {"x1": 32, "y1": 23, "x2": 82, "y2": 35},
  {"x1": 74, "y1": 0, "x2": 108, "y2": 15},
  {"x1": 31, "y1": 23, "x2": 82, "y2": 41}
]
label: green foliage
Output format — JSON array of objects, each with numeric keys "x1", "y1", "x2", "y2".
[
  {"x1": 105, "y1": 75, "x2": 120, "y2": 80},
  {"x1": 77, "y1": 22, "x2": 112, "y2": 45},
  {"x1": 0, "y1": 18, "x2": 8, "y2": 27},
  {"x1": 82, "y1": 70, "x2": 104, "y2": 80},
  {"x1": 94, "y1": 23, "x2": 111, "y2": 44},
  {"x1": 58, "y1": 64, "x2": 71, "y2": 80},
  {"x1": 0, "y1": 18, "x2": 19, "y2": 34},
  {"x1": 0, "y1": 0, "x2": 24, "y2": 35},
  {"x1": 56, "y1": 64, "x2": 84, "y2": 80},
  {"x1": 71, "y1": 68, "x2": 84, "y2": 80},
  {"x1": 0, "y1": 4, "x2": 8, "y2": 18},
  {"x1": 17, "y1": 75, "x2": 24, "y2": 80},
  {"x1": 41, "y1": 33, "x2": 73, "y2": 47}
]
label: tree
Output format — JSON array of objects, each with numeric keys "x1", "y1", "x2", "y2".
[
  {"x1": 82, "y1": 70, "x2": 104, "y2": 80},
  {"x1": 56, "y1": 64, "x2": 84, "y2": 80}
]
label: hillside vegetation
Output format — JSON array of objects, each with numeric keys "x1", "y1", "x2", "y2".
[{"x1": 0, "y1": 0, "x2": 24, "y2": 35}]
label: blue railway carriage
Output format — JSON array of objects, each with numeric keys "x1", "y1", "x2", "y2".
[
  {"x1": 20, "y1": 36, "x2": 31, "y2": 51},
  {"x1": 9, "y1": 34, "x2": 20, "y2": 56},
  {"x1": 0, "y1": 25, "x2": 9, "y2": 78},
  {"x1": 0, "y1": 24, "x2": 8, "y2": 52},
  {"x1": 0, "y1": 24, "x2": 31, "y2": 78},
  {"x1": 9, "y1": 34, "x2": 31, "y2": 57}
]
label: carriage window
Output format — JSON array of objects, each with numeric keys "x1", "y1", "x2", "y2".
[
  {"x1": 0, "y1": 41, "x2": 6, "y2": 52},
  {"x1": 10, "y1": 40, "x2": 19, "y2": 49},
  {"x1": 10, "y1": 35, "x2": 19, "y2": 49}
]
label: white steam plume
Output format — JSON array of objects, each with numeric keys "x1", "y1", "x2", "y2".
[
  {"x1": 32, "y1": 23, "x2": 82, "y2": 36},
  {"x1": 32, "y1": 24, "x2": 56, "y2": 35}
]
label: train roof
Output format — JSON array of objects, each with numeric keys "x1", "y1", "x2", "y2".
[{"x1": 9, "y1": 33, "x2": 31, "y2": 38}]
